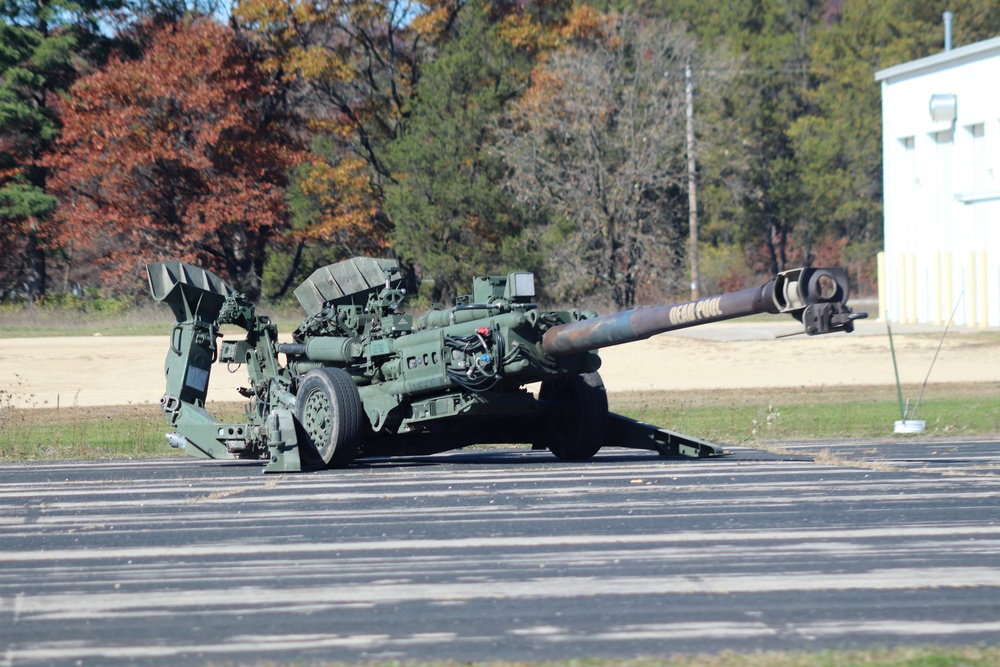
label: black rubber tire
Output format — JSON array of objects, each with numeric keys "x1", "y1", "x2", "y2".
[
  {"x1": 295, "y1": 368, "x2": 363, "y2": 468},
  {"x1": 535, "y1": 371, "x2": 609, "y2": 461}
]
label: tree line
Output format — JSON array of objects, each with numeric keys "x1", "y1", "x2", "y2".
[{"x1": 2, "y1": 0, "x2": 998, "y2": 309}]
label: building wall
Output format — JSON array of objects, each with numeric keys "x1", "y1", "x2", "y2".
[{"x1": 878, "y1": 37, "x2": 1000, "y2": 327}]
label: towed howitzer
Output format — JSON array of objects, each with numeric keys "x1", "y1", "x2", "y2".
[{"x1": 147, "y1": 258, "x2": 866, "y2": 473}]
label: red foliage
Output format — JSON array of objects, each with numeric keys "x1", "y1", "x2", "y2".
[
  {"x1": 808, "y1": 236, "x2": 848, "y2": 268},
  {"x1": 46, "y1": 19, "x2": 302, "y2": 298}
]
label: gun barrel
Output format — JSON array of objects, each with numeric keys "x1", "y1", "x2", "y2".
[{"x1": 541, "y1": 267, "x2": 861, "y2": 357}]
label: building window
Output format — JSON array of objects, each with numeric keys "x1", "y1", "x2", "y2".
[
  {"x1": 899, "y1": 136, "x2": 916, "y2": 188},
  {"x1": 966, "y1": 123, "x2": 986, "y2": 191},
  {"x1": 934, "y1": 130, "x2": 953, "y2": 239},
  {"x1": 895, "y1": 137, "x2": 917, "y2": 234}
]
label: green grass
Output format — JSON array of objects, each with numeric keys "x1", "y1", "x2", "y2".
[
  {"x1": 0, "y1": 309, "x2": 189, "y2": 338},
  {"x1": 612, "y1": 384, "x2": 1000, "y2": 443},
  {"x1": 0, "y1": 403, "x2": 182, "y2": 461},
  {"x1": 0, "y1": 301, "x2": 307, "y2": 338},
  {"x1": 2, "y1": 384, "x2": 997, "y2": 462},
  {"x1": 215, "y1": 645, "x2": 1000, "y2": 667}
]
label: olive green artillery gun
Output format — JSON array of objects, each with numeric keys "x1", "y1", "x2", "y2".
[{"x1": 147, "y1": 258, "x2": 866, "y2": 473}]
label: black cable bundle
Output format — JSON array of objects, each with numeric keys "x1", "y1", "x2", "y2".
[{"x1": 444, "y1": 329, "x2": 505, "y2": 393}]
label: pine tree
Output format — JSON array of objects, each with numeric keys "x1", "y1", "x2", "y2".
[
  {"x1": 384, "y1": 0, "x2": 535, "y2": 304},
  {"x1": 0, "y1": 0, "x2": 121, "y2": 299}
]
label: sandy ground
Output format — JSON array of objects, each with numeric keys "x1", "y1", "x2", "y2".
[{"x1": 1, "y1": 320, "x2": 998, "y2": 409}]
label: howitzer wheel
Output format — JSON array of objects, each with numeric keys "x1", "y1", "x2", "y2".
[
  {"x1": 295, "y1": 368, "x2": 362, "y2": 468},
  {"x1": 535, "y1": 371, "x2": 609, "y2": 461}
]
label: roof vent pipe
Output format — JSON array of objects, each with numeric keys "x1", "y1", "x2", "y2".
[{"x1": 943, "y1": 11, "x2": 954, "y2": 51}]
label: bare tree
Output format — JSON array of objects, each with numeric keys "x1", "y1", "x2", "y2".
[{"x1": 498, "y1": 13, "x2": 699, "y2": 308}]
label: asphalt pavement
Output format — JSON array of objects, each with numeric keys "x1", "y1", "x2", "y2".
[{"x1": 2, "y1": 440, "x2": 1000, "y2": 666}]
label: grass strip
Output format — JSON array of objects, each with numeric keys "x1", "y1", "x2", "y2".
[
  {"x1": 219, "y1": 645, "x2": 1000, "y2": 667},
  {"x1": 613, "y1": 383, "x2": 1000, "y2": 443},
  {"x1": 2, "y1": 384, "x2": 996, "y2": 462},
  {"x1": 0, "y1": 404, "x2": 180, "y2": 461},
  {"x1": 0, "y1": 303, "x2": 304, "y2": 339}
]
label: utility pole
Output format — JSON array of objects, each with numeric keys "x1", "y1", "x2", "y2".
[{"x1": 685, "y1": 61, "x2": 700, "y2": 300}]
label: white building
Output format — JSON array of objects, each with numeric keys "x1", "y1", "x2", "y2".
[{"x1": 876, "y1": 35, "x2": 1000, "y2": 327}]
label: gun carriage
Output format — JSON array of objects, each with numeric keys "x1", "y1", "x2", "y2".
[{"x1": 148, "y1": 258, "x2": 864, "y2": 472}]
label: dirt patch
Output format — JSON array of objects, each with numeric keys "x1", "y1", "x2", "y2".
[{"x1": 1, "y1": 323, "x2": 998, "y2": 408}]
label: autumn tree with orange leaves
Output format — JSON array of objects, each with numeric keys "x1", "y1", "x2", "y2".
[
  {"x1": 231, "y1": 0, "x2": 587, "y2": 289},
  {"x1": 230, "y1": 0, "x2": 447, "y2": 264},
  {"x1": 46, "y1": 19, "x2": 301, "y2": 299}
]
